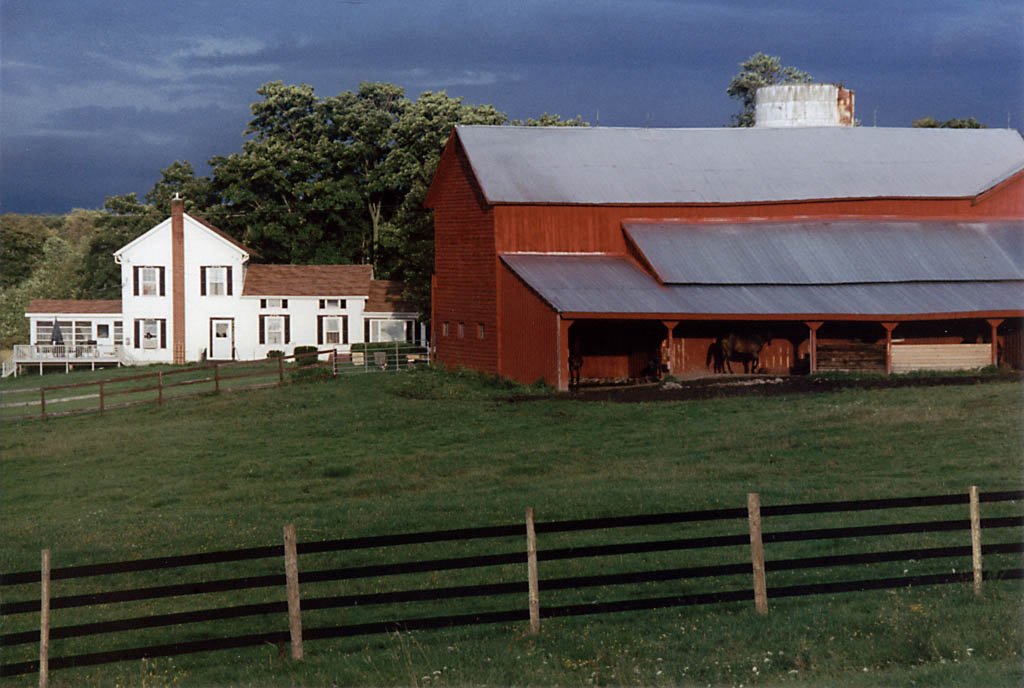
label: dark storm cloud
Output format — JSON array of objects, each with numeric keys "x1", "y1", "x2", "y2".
[{"x1": 1, "y1": 0, "x2": 1021, "y2": 213}]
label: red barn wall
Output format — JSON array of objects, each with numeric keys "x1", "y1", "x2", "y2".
[
  {"x1": 431, "y1": 142, "x2": 500, "y2": 374},
  {"x1": 499, "y1": 264, "x2": 560, "y2": 385}
]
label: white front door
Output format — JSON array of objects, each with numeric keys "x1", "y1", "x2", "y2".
[{"x1": 210, "y1": 319, "x2": 233, "y2": 360}]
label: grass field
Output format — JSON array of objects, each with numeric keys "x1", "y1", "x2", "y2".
[{"x1": 2, "y1": 366, "x2": 1022, "y2": 686}]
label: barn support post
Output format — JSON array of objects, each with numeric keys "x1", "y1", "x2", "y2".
[
  {"x1": 661, "y1": 321, "x2": 679, "y2": 375},
  {"x1": 805, "y1": 322, "x2": 823, "y2": 374},
  {"x1": 881, "y1": 322, "x2": 899, "y2": 375},
  {"x1": 986, "y1": 319, "x2": 1004, "y2": 366},
  {"x1": 558, "y1": 318, "x2": 573, "y2": 392}
]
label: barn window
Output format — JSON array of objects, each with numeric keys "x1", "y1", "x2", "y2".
[
  {"x1": 458, "y1": 322, "x2": 465, "y2": 338},
  {"x1": 442, "y1": 322, "x2": 450, "y2": 337},
  {"x1": 478, "y1": 323, "x2": 485, "y2": 340}
]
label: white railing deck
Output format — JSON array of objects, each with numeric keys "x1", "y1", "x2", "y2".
[{"x1": 5, "y1": 345, "x2": 127, "y2": 377}]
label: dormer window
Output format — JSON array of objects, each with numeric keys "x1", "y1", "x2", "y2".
[{"x1": 200, "y1": 266, "x2": 232, "y2": 296}]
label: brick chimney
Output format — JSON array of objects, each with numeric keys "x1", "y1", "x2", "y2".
[{"x1": 171, "y1": 194, "x2": 186, "y2": 364}]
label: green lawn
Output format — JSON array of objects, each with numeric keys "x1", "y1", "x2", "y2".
[{"x1": 1, "y1": 367, "x2": 1021, "y2": 686}]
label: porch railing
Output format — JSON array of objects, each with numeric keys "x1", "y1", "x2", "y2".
[{"x1": 11, "y1": 344, "x2": 124, "y2": 362}]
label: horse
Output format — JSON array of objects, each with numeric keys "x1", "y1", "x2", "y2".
[
  {"x1": 720, "y1": 331, "x2": 772, "y2": 374},
  {"x1": 706, "y1": 338, "x2": 726, "y2": 373}
]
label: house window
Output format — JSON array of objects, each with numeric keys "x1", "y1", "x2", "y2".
[
  {"x1": 133, "y1": 266, "x2": 165, "y2": 297},
  {"x1": 259, "y1": 314, "x2": 290, "y2": 345},
  {"x1": 97, "y1": 324, "x2": 110, "y2": 339},
  {"x1": 114, "y1": 321, "x2": 123, "y2": 345},
  {"x1": 74, "y1": 321, "x2": 91, "y2": 345},
  {"x1": 36, "y1": 320, "x2": 52, "y2": 344},
  {"x1": 319, "y1": 315, "x2": 347, "y2": 345},
  {"x1": 260, "y1": 298, "x2": 288, "y2": 309},
  {"x1": 478, "y1": 323, "x2": 485, "y2": 340},
  {"x1": 141, "y1": 267, "x2": 159, "y2": 296},
  {"x1": 134, "y1": 319, "x2": 166, "y2": 350},
  {"x1": 201, "y1": 266, "x2": 231, "y2": 296},
  {"x1": 319, "y1": 298, "x2": 346, "y2": 309},
  {"x1": 366, "y1": 319, "x2": 414, "y2": 343}
]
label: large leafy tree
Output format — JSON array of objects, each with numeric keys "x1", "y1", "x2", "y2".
[{"x1": 727, "y1": 52, "x2": 813, "y2": 127}]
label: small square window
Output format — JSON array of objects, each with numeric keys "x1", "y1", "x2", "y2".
[{"x1": 97, "y1": 324, "x2": 110, "y2": 339}]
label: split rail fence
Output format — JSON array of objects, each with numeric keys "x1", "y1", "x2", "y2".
[
  {"x1": 2, "y1": 488, "x2": 1021, "y2": 685},
  {"x1": 0, "y1": 343, "x2": 428, "y2": 423}
]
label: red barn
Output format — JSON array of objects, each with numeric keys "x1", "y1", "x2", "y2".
[{"x1": 426, "y1": 120, "x2": 1024, "y2": 390}]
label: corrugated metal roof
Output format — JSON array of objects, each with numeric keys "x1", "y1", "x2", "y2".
[
  {"x1": 625, "y1": 220, "x2": 1024, "y2": 285},
  {"x1": 456, "y1": 125, "x2": 1024, "y2": 205},
  {"x1": 500, "y1": 254, "x2": 1024, "y2": 317}
]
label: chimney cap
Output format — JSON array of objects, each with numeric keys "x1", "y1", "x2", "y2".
[{"x1": 172, "y1": 192, "x2": 182, "y2": 201}]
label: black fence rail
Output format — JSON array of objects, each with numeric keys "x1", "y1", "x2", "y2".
[{"x1": 2, "y1": 488, "x2": 1021, "y2": 681}]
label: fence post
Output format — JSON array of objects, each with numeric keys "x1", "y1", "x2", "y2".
[
  {"x1": 99, "y1": 381, "x2": 104, "y2": 414},
  {"x1": 214, "y1": 363, "x2": 220, "y2": 394},
  {"x1": 158, "y1": 371, "x2": 164, "y2": 405},
  {"x1": 278, "y1": 356, "x2": 284, "y2": 386},
  {"x1": 526, "y1": 507, "x2": 540, "y2": 635},
  {"x1": 40, "y1": 387, "x2": 46, "y2": 422},
  {"x1": 969, "y1": 485, "x2": 982, "y2": 596},
  {"x1": 39, "y1": 549, "x2": 51, "y2": 688},
  {"x1": 747, "y1": 493, "x2": 768, "y2": 614},
  {"x1": 283, "y1": 524, "x2": 303, "y2": 660}
]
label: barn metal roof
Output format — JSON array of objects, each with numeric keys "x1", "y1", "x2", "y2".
[
  {"x1": 624, "y1": 220, "x2": 1024, "y2": 285},
  {"x1": 500, "y1": 254, "x2": 1024, "y2": 317},
  {"x1": 455, "y1": 125, "x2": 1024, "y2": 205}
]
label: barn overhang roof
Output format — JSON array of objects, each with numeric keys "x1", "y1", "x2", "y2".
[
  {"x1": 501, "y1": 218, "x2": 1024, "y2": 320},
  {"x1": 623, "y1": 220, "x2": 1024, "y2": 285}
]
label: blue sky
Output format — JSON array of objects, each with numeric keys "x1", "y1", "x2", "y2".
[{"x1": 2, "y1": 0, "x2": 1022, "y2": 214}]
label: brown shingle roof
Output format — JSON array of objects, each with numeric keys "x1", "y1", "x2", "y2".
[
  {"x1": 242, "y1": 264, "x2": 374, "y2": 297},
  {"x1": 366, "y1": 280, "x2": 416, "y2": 313},
  {"x1": 26, "y1": 299, "x2": 122, "y2": 314}
]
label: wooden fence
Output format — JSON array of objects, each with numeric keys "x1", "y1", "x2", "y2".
[
  {"x1": 1, "y1": 349, "x2": 349, "y2": 423},
  {"x1": 2, "y1": 488, "x2": 1021, "y2": 684}
]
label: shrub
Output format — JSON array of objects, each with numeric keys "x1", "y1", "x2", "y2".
[
  {"x1": 291, "y1": 345, "x2": 327, "y2": 383},
  {"x1": 266, "y1": 350, "x2": 285, "y2": 359}
]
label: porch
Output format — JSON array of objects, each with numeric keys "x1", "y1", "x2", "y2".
[{"x1": 3, "y1": 344, "x2": 130, "y2": 378}]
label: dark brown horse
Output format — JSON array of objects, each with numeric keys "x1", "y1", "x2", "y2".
[{"x1": 718, "y1": 331, "x2": 772, "y2": 374}]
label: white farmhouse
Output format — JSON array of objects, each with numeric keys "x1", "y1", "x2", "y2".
[{"x1": 10, "y1": 197, "x2": 423, "y2": 375}]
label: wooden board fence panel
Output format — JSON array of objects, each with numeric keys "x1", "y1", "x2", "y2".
[{"x1": 891, "y1": 343, "x2": 991, "y2": 373}]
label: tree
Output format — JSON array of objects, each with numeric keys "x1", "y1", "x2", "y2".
[
  {"x1": 0, "y1": 235, "x2": 86, "y2": 346},
  {"x1": 912, "y1": 116, "x2": 986, "y2": 129},
  {"x1": 0, "y1": 214, "x2": 55, "y2": 288},
  {"x1": 727, "y1": 52, "x2": 813, "y2": 127}
]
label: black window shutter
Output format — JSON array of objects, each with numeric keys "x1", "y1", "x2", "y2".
[
  {"x1": 158, "y1": 267, "x2": 166, "y2": 296},
  {"x1": 134, "y1": 320, "x2": 140, "y2": 349},
  {"x1": 260, "y1": 299, "x2": 266, "y2": 309},
  {"x1": 364, "y1": 321, "x2": 370, "y2": 342},
  {"x1": 343, "y1": 316, "x2": 349, "y2": 344},
  {"x1": 226, "y1": 266, "x2": 233, "y2": 295},
  {"x1": 284, "y1": 315, "x2": 290, "y2": 344},
  {"x1": 200, "y1": 267, "x2": 207, "y2": 295},
  {"x1": 317, "y1": 316, "x2": 323, "y2": 345},
  {"x1": 160, "y1": 320, "x2": 167, "y2": 348},
  {"x1": 259, "y1": 315, "x2": 265, "y2": 345},
  {"x1": 319, "y1": 299, "x2": 325, "y2": 309},
  {"x1": 282, "y1": 299, "x2": 288, "y2": 308},
  {"x1": 133, "y1": 267, "x2": 140, "y2": 296}
]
